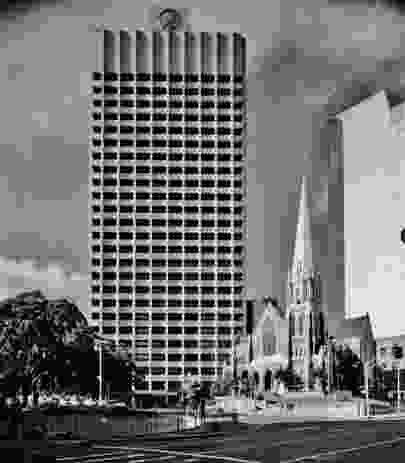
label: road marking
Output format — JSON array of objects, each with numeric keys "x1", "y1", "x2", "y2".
[
  {"x1": 56, "y1": 454, "x2": 145, "y2": 463},
  {"x1": 95, "y1": 446, "x2": 261, "y2": 463},
  {"x1": 56, "y1": 452, "x2": 135, "y2": 461},
  {"x1": 280, "y1": 435, "x2": 405, "y2": 462},
  {"x1": 286, "y1": 426, "x2": 321, "y2": 432}
]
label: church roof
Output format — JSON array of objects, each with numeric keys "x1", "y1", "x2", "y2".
[
  {"x1": 335, "y1": 313, "x2": 374, "y2": 342},
  {"x1": 262, "y1": 296, "x2": 286, "y2": 319},
  {"x1": 292, "y1": 175, "x2": 313, "y2": 274}
]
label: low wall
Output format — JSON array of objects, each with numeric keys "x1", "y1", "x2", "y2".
[{"x1": 0, "y1": 409, "x2": 185, "y2": 441}]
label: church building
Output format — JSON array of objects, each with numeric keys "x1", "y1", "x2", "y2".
[
  {"x1": 236, "y1": 176, "x2": 327, "y2": 392},
  {"x1": 286, "y1": 175, "x2": 326, "y2": 390}
]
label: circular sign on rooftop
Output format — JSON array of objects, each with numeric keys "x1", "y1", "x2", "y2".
[{"x1": 158, "y1": 8, "x2": 182, "y2": 31}]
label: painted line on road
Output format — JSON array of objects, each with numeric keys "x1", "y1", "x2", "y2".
[
  {"x1": 56, "y1": 453, "x2": 145, "y2": 463},
  {"x1": 94, "y1": 445, "x2": 262, "y2": 463},
  {"x1": 280, "y1": 435, "x2": 405, "y2": 462},
  {"x1": 286, "y1": 426, "x2": 322, "y2": 432},
  {"x1": 56, "y1": 452, "x2": 135, "y2": 461}
]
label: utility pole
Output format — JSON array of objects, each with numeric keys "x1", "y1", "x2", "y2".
[
  {"x1": 397, "y1": 363, "x2": 401, "y2": 413},
  {"x1": 365, "y1": 361, "x2": 369, "y2": 418},
  {"x1": 97, "y1": 343, "x2": 103, "y2": 403}
]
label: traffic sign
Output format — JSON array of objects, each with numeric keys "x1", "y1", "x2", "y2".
[{"x1": 401, "y1": 228, "x2": 405, "y2": 244}]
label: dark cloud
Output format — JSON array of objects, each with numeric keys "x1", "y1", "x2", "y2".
[
  {"x1": 328, "y1": 0, "x2": 405, "y2": 14},
  {"x1": 0, "y1": 0, "x2": 71, "y2": 20}
]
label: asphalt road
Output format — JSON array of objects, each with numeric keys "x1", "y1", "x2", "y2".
[{"x1": 52, "y1": 420, "x2": 405, "y2": 463}]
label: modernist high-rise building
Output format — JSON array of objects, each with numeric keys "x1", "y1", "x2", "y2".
[
  {"x1": 88, "y1": 11, "x2": 247, "y2": 399},
  {"x1": 308, "y1": 117, "x2": 345, "y2": 339}
]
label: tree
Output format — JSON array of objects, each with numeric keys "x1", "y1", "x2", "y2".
[
  {"x1": 0, "y1": 290, "x2": 91, "y2": 403},
  {"x1": 334, "y1": 344, "x2": 362, "y2": 395},
  {"x1": 275, "y1": 367, "x2": 303, "y2": 389}
]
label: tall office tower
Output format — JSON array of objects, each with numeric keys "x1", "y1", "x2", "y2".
[
  {"x1": 309, "y1": 117, "x2": 345, "y2": 339},
  {"x1": 89, "y1": 13, "x2": 247, "y2": 401}
]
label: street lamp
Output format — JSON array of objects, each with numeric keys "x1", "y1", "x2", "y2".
[
  {"x1": 364, "y1": 359, "x2": 378, "y2": 418},
  {"x1": 95, "y1": 342, "x2": 103, "y2": 403}
]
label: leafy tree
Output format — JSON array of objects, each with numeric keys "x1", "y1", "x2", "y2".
[
  {"x1": 274, "y1": 367, "x2": 303, "y2": 389},
  {"x1": 0, "y1": 290, "x2": 143, "y2": 405},
  {"x1": 334, "y1": 344, "x2": 363, "y2": 395}
]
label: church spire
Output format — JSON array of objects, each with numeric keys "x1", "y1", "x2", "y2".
[{"x1": 292, "y1": 175, "x2": 313, "y2": 277}]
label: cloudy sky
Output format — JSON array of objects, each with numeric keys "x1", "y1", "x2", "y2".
[{"x1": 1, "y1": 0, "x2": 404, "y2": 338}]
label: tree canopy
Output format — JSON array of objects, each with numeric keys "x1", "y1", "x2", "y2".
[{"x1": 0, "y1": 290, "x2": 139, "y2": 402}]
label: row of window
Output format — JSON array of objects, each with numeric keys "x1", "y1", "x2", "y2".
[
  {"x1": 134, "y1": 355, "x2": 220, "y2": 363},
  {"x1": 93, "y1": 126, "x2": 244, "y2": 136},
  {"x1": 117, "y1": 339, "x2": 232, "y2": 349},
  {"x1": 93, "y1": 281, "x2": 242, "y2": 290},
  {"x1": 91, "y1": 190, "x2": 243, "y2": 202},
  {"x1": 93, "y1": 258, "x2": 243, "y2": 269},
  {"x1": 91, "y1": 216, "x2": 243, "y2": 228},
  {"x1": 92, "y1": 139, "x2": 244, "y2": 150},
  {"x1": 91, "y1": 231, "x2": 243, "y2": 241},
  {"x1": 92, "y1": 152, "x2": 243, "y2": 163},
  {"x1": 91, "y1": 194, "x2": 244, "y2": 208},
  {"x1": 109, "y1": 338, "x2": 232, "y2": 350},
  {"x1": 92, "y1": 180, "x2": 243, "y2": 191},
  {"x1": 93, "y1": 113, "x2": 244, "y2": 122},
  {"x1": 92, "y1": 242, "x2": 243, "y2": 251},
  {"x1": 90, "y1": 177, "x2": 242, "y2": 190},
  {"x1": 91, "y1": 311, "x2": 241, "y2": 321},
  {"x1": 137, "y1": 354, "x2": 218, "y2": 363},
  {"x1": 92, "y1": 297, "x2": 243, "y2": 308},
  {"x1": 93, "y1": 325, "x2": 238, "y2": 335},
  {"x1": 93, "y1": 72, "x2": 244, "y2": 83},
  {"x1": 91, "y1": 258, "x2": 243, "y2": 268},
  {"x1": 93, "y1": 100, "x2": 244, "y2": 110},
  {"x1": 91, "y1": 270, "x2": 243, "y2": 280},
  {"x1": 93, "y1": 325, "x2": 237, "y2": 338},
  {"x1": 143, "y1": 341, "x2": 228, "y2": 352},
  {"x1": 92, "y1": 286, "x2": 243, "y2": 296},
  {"x1": 92, "y1": 171, "x2": 242, "y2": 182},
  {"x1": 93, "y1": 86, "x2": 244, "y2": 97},
  {"x1": 92, "y1": 259, "x2": 243, "y2": 271}
]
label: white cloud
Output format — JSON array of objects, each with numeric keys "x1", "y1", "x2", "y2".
[{"x1": 0, "y1": 257, "x2": 89, "y2": 318}]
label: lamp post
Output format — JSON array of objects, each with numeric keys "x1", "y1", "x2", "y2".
[
  {"x1": 397, "y1": 362, "x2": 400, "y2": 413},
  {"x1": 327, "y1": 336, "x2": 336, "y2": 395},
  {"x1": 96, "y1": 342, "x2": 103, "y2": 403},
  {"x1": 391, "y1": 344, "x2": 403, "y2": 413},
  {"x1": 364, "y1": 359, "x2": 378, "y2": 418}
]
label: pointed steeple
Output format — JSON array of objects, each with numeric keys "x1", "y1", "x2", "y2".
[{"x1": 292, "y1": 175, "x2": 313, "y2": 277}]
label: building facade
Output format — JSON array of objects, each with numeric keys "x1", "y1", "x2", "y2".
[
  {"x1": 309, "y1": 117, "x2": 346, "y2": 339},
  {"x1": 89, "y1": 14, "x2": 247, "y2": 398}
]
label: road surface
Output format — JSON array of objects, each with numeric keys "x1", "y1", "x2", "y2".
[{"x1": 53, "y1": 419, "x2": 405, "y2": 463}]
